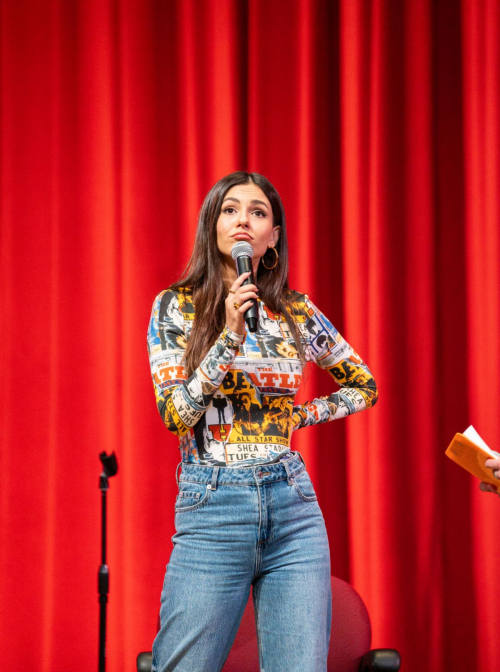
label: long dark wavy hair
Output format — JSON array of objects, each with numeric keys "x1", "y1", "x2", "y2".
[{"x1": 171, "y1": 171, "x2": 306, "y2": 376}]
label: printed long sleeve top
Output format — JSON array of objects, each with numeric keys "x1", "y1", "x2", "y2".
[{"x1": 147, "y1": 288, "x2": 378, "y2": 467}]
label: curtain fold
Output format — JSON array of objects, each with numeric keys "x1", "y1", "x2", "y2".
[
  {"x1": 1, "y1": 1, "x2": 499, "y2": 670},
  {"x1": 462, "y1": 2, "x2": 500, "y2": 670}
]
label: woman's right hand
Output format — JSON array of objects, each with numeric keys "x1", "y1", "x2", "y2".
[{"x1": 225, "y1": 271, "x2": 259, "y2": 336}]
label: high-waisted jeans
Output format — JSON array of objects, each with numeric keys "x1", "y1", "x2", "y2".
[{"x1": 151, "y1": 451, "x2": 332, "y2": 672}]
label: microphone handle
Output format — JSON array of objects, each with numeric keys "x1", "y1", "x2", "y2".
[{"x1": 235, "y1": 255, "x2": 258, "y2": 333}]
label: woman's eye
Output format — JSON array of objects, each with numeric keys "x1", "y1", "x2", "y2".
[{"x1": 222, "y1": 207, "x2": 266, "y2": 217}]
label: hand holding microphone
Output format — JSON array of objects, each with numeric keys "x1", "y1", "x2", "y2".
[{"x1": 225, "y1": 242, "x2": 259, "y2": 335}]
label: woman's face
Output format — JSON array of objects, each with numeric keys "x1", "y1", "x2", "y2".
[{"x1": 216, "y1": 182, "x2": 280, "y2": 269}]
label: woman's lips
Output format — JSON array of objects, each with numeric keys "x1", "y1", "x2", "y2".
[{"x1": 232, "y1": 233, "x2": 253, "y2": 241}]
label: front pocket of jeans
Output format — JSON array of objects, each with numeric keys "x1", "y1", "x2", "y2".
[
  {"x1": 175, "y1": 483, "x2": 211, "y2": 512},
  {"x1": 293, "y1": 471, "x2": 318, "y2": 502}
]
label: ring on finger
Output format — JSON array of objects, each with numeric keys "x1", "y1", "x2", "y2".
[
  {"x1": 234, "y1": 302, "x2": 241, "y2": 309},
  {"x1": 228, "y1": 289, "x2": 236, "y2": 294}
]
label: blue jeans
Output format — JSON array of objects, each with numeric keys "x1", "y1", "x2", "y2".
[{"x1": 151, "y1": 452, "x2": 332, "y2": 672}]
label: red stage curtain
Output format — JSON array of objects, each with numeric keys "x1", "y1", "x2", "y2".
[{"x1": 1, "y1": 1, "x2": 499, "y2": 670}]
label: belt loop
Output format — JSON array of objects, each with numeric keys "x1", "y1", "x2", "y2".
[
  {"x1": 175, "y1": 461, "x2": 182, "y2": 487},
  {"x1": 297, "y1": 451, "x2": 307, "y2": 469},
  {"x1": 283, "y1": 459, "x2": 295, "y2": 485},
  {"x1": 209, "y1": 466, "x2": 220, "y2": 491}
]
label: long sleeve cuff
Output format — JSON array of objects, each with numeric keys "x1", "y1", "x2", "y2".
[{"x1": 220, "y1": 325, "x2": 246, "y2": 349}]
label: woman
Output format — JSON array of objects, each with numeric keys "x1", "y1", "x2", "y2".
[{"x1": 147, "y1": 171, "x2": 378, "y2": 672}]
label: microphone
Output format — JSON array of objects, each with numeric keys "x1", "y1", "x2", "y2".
[{"x1": 231, "y1": 241, "x2": 258, "y2": 333}]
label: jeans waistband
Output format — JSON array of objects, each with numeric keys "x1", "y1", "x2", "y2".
[{"x1": 175, "y1": 451, "x2": 307, "y2": 488}]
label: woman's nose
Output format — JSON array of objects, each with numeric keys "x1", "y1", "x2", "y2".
[{"x1": 237, "y1": 211, "x2": 249, "y2": 226}]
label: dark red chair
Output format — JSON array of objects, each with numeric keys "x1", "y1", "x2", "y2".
[{"x1": 137, "y1": 575, "x2": 401, "y2": 671}]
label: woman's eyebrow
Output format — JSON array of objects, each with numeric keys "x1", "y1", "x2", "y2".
[{"x1": 222, "y1": 197, "x2": 269, "y2": 208}]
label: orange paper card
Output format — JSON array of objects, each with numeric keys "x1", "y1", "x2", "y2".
[{"x1": 446, "y1": 428, "x2": 500, "y2": 492}]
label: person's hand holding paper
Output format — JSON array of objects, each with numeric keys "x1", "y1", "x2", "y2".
[
  {"x1": 480, "y1": 457, "x2": 500, "y2": 494},
  {"x1": 446, "y1": 425, "x2": 500, "y2": 496}
]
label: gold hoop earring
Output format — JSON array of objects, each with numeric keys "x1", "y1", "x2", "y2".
[{"x1": 262, "y1": 246, "x2": 279, "y2": 270}]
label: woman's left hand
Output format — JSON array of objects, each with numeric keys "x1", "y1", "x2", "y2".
[{"x1": 479, "y1": 458, "x2": 500, "y2": 494}]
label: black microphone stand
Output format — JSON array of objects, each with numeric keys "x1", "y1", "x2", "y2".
[{"x1": 98, "y1": 451, "x2": 118, "y2": 672}]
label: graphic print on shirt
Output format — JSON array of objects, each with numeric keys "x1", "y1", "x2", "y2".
[{"x1": 148, "y1": 287, "x2": 378, "y2": 467}]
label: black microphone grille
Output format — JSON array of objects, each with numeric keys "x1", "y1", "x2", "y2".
[{"x1": 231, "y1": 241, "x2": 254, "y2": 260}]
